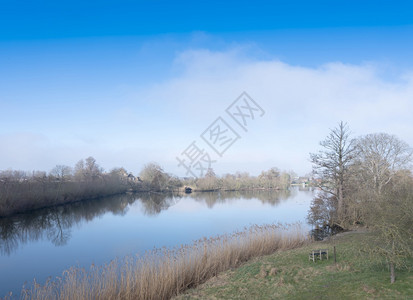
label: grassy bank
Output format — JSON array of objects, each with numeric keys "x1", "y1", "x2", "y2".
[
  {"x1": 17, "y1": 224, "x2": 306, "y2": 300},
  {"x1": 176, "y1": 231, "x2": 413, "y2": 299}
]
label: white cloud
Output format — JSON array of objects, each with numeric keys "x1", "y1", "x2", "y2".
[
  {"x1": 1, "y1": 47, "x2": 412, "y2": 176},
  {"x1": 137, "y1": 49, "x2": 413, "y2": 175}
]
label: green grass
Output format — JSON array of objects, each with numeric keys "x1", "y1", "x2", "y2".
[{"x1": 175, "y1": 231, "x2": 413, "y2": 299}]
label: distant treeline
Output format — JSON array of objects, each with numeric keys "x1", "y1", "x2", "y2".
[
  {"x1": 0, "y1": 157, "x2": 141, "y2": 217},
  {"x1": 186, "y1": 168, "x2": 292, "y2": 191},
  {"x1": 0, "y1": 157, "x2": 293, "y2": 217}
]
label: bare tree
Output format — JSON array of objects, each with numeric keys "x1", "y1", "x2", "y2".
[
  {"x1": 74, "y1": 157, "x2": 103, "y2": 181},
  {"x1": 307, "y1": 192, "x2": 337, "y2": 228},
  {"x1": 50, "y1": 165, "x2": 72, "y2": 182},
  {"x1": 84, "y1": 156, "x2": 103, "y2": 180},
  {"x1": 355, "y1": 133, "x2": 413, "y2": 194},
  {"x1": 74, "y1": 159, "x2": 85, "y2": 180},
  {"x1": 196, "y1": 168, "x2": 220, "y2": 190},
  {"x1": 258, "y1": 167, "x2": 280, "y2": 189},
  {"x1": 363, "y1": 171, "x2": 413, "y2": 283},
  {"x1": 310, "y1": 121, "x2": 356, "y2": 224},
  {"x1": 140, "y1": 163, "x2": 170, "y2": 191}
]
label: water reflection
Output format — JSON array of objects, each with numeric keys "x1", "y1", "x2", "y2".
[
  {"x1": 310, "y1": 224, "x2": 344, "y2": 241},
  {"x1": 0, "y1": 194, "x2": 135, "y2": 256},
  {"x1": 139, "y1": 193, "x2": 183, "y2": 216},
  {"x1": 190, "y1": 189, "x2": 294, "y2": 208},
  {"x1": 0, "y1": 189, "x2": 308, "y2": 256}
]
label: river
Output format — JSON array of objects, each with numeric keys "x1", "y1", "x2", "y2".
[{"x1": 0, "y1": 187, "x2": 314, "y2": 296}]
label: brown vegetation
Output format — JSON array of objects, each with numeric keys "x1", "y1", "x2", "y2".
[
  {"x1": 0, "y1": 160, "x2": 187, "y2": 217},
  {"x1": 0, "y1": 157, "x2": 139, "y2": 217},
  {"x1": 19, "y1": 224, "x2": 307, "y2": 300},
  {"x1": 188, "y1": 167, "x2": 291, "y2": 191}
]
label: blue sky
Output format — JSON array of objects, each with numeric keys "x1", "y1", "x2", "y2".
[
  {"x1": 1, "y1": 1, "x2": 413, "y2": 176},
  {"x1": 1, "y1": 1, "x2": 413, "y2": 39}
]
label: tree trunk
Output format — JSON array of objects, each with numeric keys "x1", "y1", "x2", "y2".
[
  {"x1": 337, "y1": 183, "x2": 343, "y2": 221},
  {"x1": 390, "y1": 262, "x2": 395, "y2": 283}
]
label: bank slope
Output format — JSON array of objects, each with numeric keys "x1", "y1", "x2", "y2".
[{"x1": 175, "y1": 231, "x2": 413, "y2": 299}]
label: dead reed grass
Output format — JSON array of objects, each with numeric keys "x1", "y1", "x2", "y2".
[{"x1": 20, "y1": 223, "x2": 308, "y2": 300}]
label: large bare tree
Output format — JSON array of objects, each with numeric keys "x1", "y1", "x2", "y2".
[
  {"x1": 355, "y1": 133, "x2": 413, "y2": 194},
  {"x1": 139, "y1": 163, "x2": 170, "y2": 192},
  {"x1": 310, "y1": 121, "x2": 356, "y2": 224},
  {"x1": 74, "y1": 157, "x2": 103, "y2": 181},
  {"x1": 50, "y1": 165, "x2": 72, "y2": 182}
]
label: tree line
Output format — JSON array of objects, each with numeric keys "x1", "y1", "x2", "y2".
[
  {"x1": 0, "y1": 157, "x2": 292, "y2": 217},
  {"x1": 0, "y1": 157, "x2": 136, "y2": 217},
  {"x1": 184, "y1": 167, "x2": 291, "y2": 191},
  {"x1": 308, "y1": 121, "x2": 413, "y2": 283}
]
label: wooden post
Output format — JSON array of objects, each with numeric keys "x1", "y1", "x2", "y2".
[
  {"x1": 334, "y1": 246, "x2": 337, "y2": 264},
  {"x1": 390, "y1": 262, "x2": 395, "y2": 283}
]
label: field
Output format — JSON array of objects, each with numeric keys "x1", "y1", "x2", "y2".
[{"x1": 175, "y1": 230, "x2": 413, "y2": 299}]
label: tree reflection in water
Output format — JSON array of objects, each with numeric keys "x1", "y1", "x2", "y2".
[
  {"x1": 138, "y1": 192, "x2": 183, "y2": 216},
  {"x1": 189, "y1": 189, "x2": 294, "y2": 208},
  {"x1": 0, "y1": 189, "x2": 310, "y2": 256},
  {"x1": 0, "y1": 194, "x2": 136, "y2": 256}
]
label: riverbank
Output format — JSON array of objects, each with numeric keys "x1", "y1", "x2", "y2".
[
  {"x1": 0, "y1": 189, "x2": 131, "y2": 218},
  {"x1": 175, "y1": 230, "x2": 413, "y2": 299},
  {"x1": 189, "y1": 187, "x2": 287, "y2": 192},
  {"x1": 16, "y1": 224, "x2": 307, "y2": 299},
  {"x1": 0, "y1": 178, "x2": 134, "y2": 217}
]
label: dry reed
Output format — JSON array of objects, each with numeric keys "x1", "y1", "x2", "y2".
[{"x1": 20, "y1": 223, "x2": 308, "y2": 300}]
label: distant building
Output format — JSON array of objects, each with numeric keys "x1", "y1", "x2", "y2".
[{"x1": 291, "y1": 176, "x2": 310, "y2": 185}]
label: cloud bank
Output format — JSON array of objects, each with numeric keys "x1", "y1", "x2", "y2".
[{"x1": 1, "y1": 47, "x2": 412, "y2": 176}]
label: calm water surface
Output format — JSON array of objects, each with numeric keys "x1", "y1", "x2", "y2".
[{"x1": 0, "y1": 188, "x2": 314, "y2": 296}]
